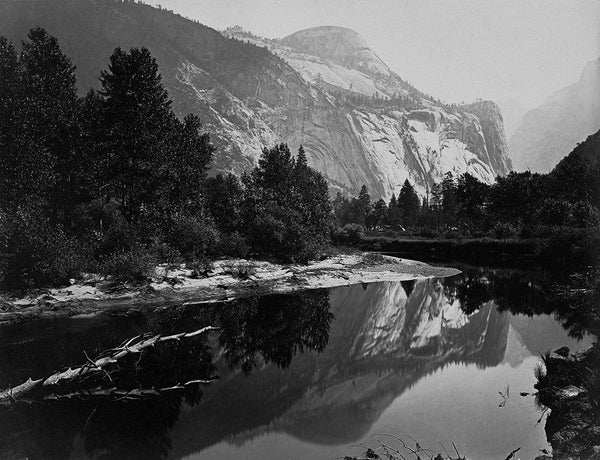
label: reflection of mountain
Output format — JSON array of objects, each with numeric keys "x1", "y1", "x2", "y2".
[
  {"x1": 169, "y1": 278, "x2": 510, "y2": 457},
  {"x1": 509, "y1": 314, "x2": 592, "y2": 359}
]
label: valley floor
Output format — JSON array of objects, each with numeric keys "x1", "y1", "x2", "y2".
[{"x1": 0, "y1": 253, "x2": 459, "y2": 325}]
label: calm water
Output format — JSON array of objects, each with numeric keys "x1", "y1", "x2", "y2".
[{"x1": 0, "y1": 265, "x2": 592, "y2": 460}]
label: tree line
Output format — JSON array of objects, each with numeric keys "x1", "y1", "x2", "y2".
[
  {"x1": 333, "y1": 161, "x2": 600, "y2": 241},
  {"x1": 0, "y1": 28, "x2": 332, "y2": 289}
]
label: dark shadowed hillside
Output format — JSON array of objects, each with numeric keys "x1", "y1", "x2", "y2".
[{"x1": 0, "y1": 0, "x2": 511, "y2": 199}]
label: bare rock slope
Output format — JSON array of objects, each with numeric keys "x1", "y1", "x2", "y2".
[
  {"x1": 0, "y1": 1, "x2": 511, "y2": 199},
  {"x1": 510, "y1": 58, "x2": 600, "y2": 173}
]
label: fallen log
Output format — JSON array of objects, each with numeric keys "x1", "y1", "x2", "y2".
[{"x1": 0, "y1": 326, "x2": 219, "y2": 405}]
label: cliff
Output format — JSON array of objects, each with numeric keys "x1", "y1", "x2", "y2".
[
  {"x1": 510, "y1": 58, "x2": 600, "y2": 173},
  {"x1": 0, "y1": 0, "x2": 512, "y2": 199}
]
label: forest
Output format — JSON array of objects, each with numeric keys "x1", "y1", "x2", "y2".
[
  {"x1": 0, "y1": 28, "x2": 332, "y2": 289},
  {"x1": 1, "y1": 27, "x2": 599, "y2": 291},
  {"x1": 333, "y1": 136, "x2": 600, "y2": 266}
]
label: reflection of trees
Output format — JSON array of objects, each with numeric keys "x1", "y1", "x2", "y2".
[
  {"x1": 448, "y1": 263, "x2": 600, "y2": 458},
  {"x1": 0, "y1": 333, "x2": 214, "y2": 460},
  {"x1": 444, "y1": 265, "x2": 600, "y2": 340},
  {"x1": 531, "y1": 271, "x2": 600, "y2": 458},
  {"x1": 218, "y1": 291, "x2": 333, "y2": 373},
  {"x1": 0, "y1": 289, "x2": 332, "y2": 460}
]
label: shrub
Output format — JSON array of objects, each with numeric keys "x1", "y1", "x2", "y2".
[
  {"x1": 72, "y1": 199, "x2": 140, "y2": 257},
  {"x1": 188, "y1": 256, "x2": 214, "y2": 279},
  {"x1": 223, "y1": 261, "x2": 257, "y2": 280},
  {"x1": 99, "y1": 249, "x2": 156, "y2": 282},
  {"x1": 333, "y1": 224, "x2": 364, "y2": 246},
  {"x1": 491, "y1": 222, "x2": 519, "y2": 239},
  {"x1": 0, "y1": 206, "x2": 86, "y2": 289},
  {"x1": 168, "y1": 214, "x2": 220, "y2": 261},
  {"x1": 151, "y1": 242, "x2": 182, "y2": 265},
  {"x1": 218, "y1": 232, "x2": 250, "y2": 258},
  {"x1": 536, "y1": 227, "x2": 600, "y2": 273}
]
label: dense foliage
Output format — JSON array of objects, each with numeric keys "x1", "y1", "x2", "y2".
[
  {"x1": 0, "y1": 29, "x2": 332, "y2": 289},
  {"x1": 334, "y1": 151, "x2": 600, "y2": 241},
  {"x1": 333, "y1": 134, "x2": 600, "y2": 269}
]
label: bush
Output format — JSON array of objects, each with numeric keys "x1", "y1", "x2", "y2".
[
  {"x1": 168, "y1": 214, "x2": 220, "y2": 261},
  {"x1": 223, "y1": 261, "x2": 257, "y2": 280},
  {"x1": 536, "y1": 227, "x2": 600, "y2": 273},
  {"x1": 188, "y1": 256, "x2": 214, "y2": 279},
  {"x1": 150, "y1": 242, "x2": 182, "y2": 265},
  {"x1": 217, "y1": 232, "x2": 250, "y2": 258},
  {"x1": 333, "y1": 224, "x2": 365, "y2": 246},
  {"x1": 491, "y1": 222, "x2": 520, "y2": 239},
  {"x1": 99, "y1": 249, "x2": 156, "y2": 282},
  {"x1": 72, "y1": 199, "x2": 140, "y2": 257},
  {"x1": 0, "y1": 206, "x2": 86, "y2": 289}
]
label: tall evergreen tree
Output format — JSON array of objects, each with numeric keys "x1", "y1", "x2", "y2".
[
  {"x1": 441, "y1": 173, "x2": 458, "y2": 226},
  {"x1": 386, "y1": 193, "x2": 401, "y2": 227},
  {"x1": 20, "y1": 28, "x2": 83, "y2": 223},
  {"x1": 354, "y1": 185, "x2": 371, "y2": 225},
  {"x1": 97, "y1": 47, "x2": 176, "y2": 224},
  {"x1": 397, "y1": 179, "x2": 420, "y2": 227}
]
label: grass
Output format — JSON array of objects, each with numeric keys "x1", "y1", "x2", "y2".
[{"x1": 223, "y1": 261, "x2": 257, "y2": 280}]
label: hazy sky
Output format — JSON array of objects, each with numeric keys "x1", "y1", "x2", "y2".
[{"x1": 158, "y1": 0, "x2": 599, "y2": 108}]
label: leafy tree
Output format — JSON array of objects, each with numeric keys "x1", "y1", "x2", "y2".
[
  {"x1": 155, "y1": 113, "x2": 214, "y2": 219},
  {"x1": 205, "y1": 173, "x2": 244, "y2": 234},
  {"x1": 332, "y1": 192, "x2": 351, "y2": 226},
  {"x1": 456, "y1": 173, "x2": 490, "y2": 230},
  {"x1": 243, "y1": 144, "x2": 331, "y2": 262},
  {"x1": 488, "y1": 171, "x2": 545, "y2": 226}
]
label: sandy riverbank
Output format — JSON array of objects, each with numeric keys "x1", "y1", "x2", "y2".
[{"x1": 0, "y1": 253, "x2": 459, "y2": 325}]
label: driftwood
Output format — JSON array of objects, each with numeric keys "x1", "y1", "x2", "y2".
[{"x1": 0, "y1": 326, "x2": 219, "y2": 405}]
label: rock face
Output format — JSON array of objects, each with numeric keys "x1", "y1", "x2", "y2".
[
  {"x1": 510, "y1": 58, "x2": 600, "y2": 173},
  {"x1": 224, "y1": 25, "x2": 512, "y2": 198},
  {"x1": 0, "y1": 0, "x2": 511, "y2": 199}
]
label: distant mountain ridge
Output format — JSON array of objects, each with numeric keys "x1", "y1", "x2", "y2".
[
  {"x1": 510, "y1": 57, "x2": 600, "y2": 172},
  {"x1": 0, "y1": 0, "x2": 512, "y2": 199},
  {"x1": 225, "y1": 25, "x2": 512, "y2": 197}
]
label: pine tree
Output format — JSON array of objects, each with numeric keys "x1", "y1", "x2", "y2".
[
  {"x1": 397, "y1": 179, "x2": 420, "y2": 227},
  {"x1": 386, "y1": 193, "x2": 402, "y2": 227},
  {"x1": 355, "y1": 185, "x2": 371, "y2": 225},
  {"x1": 441, "y1": 173, "x2": 458, "y2": 226},
  {"x1": 97, "y1": 47, "x2": 176, "y2": 223},
  {"x1": 243, "y1": 144, "x2": 331, "y2": 262},
  {"x1": 21, "y1": 28, "x2": 83, "y2": 223},
  {"x1": 371, "y1": 198, "x2": 387, "y2": 229}
]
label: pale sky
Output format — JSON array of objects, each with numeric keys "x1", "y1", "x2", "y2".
[{"x1": 158, "y1": 0, "x2": 599, "y2": 108}]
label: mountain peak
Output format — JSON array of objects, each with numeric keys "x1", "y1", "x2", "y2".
[{"x1": 280, "y1": 26, "x2": 391, "y2": 77}]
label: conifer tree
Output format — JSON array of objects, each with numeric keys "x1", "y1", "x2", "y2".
[
  {"x1": 355, "y1": 185, "x2": 371, "y2": 225},
  {"x1": 397, "y1": 179, "x2": 420, "y2": 227},
  {"x1": 441, "y1": 173, "x2": 458, "y2": 226},
  {"x1": 97, "y1": 47, "x2": 176, "y2": 223}
]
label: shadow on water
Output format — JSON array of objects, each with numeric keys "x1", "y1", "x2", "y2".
[{"x1": 0, "y1": 264, "x2": 597, "y2": 459}]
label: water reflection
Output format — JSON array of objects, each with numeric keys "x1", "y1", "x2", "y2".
[
  {"x1": 0, "y1": 291, "x2": 332, "y2": 460},
  {"x1": 0, "y1": 267, "x2": 593, "y2": 460}
]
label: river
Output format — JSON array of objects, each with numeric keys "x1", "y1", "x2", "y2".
[{"x1": 0, "y1": 263, "x2": 592, "y2": 460}]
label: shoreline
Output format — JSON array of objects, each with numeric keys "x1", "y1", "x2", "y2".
[{"x1": 0, "y1": 253, "x2": 460, "y2": 325}]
